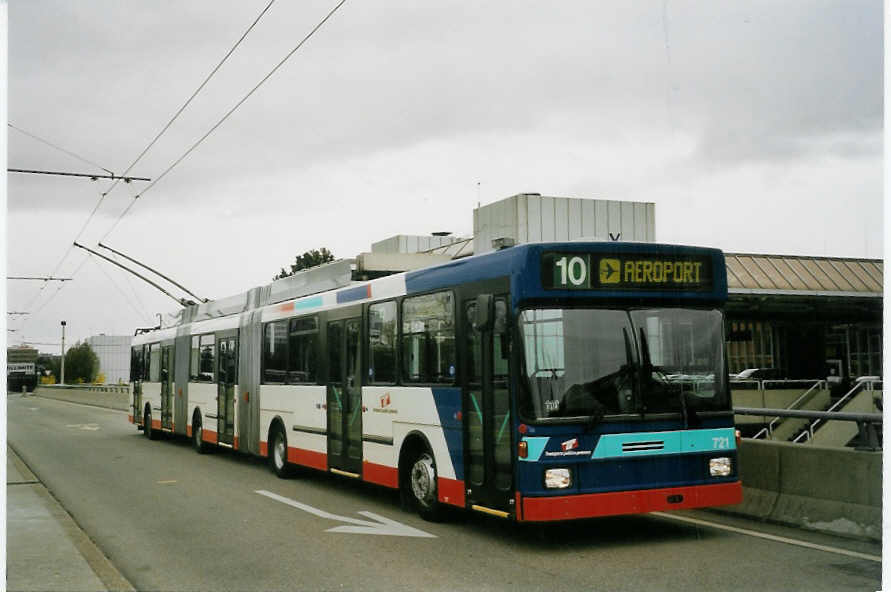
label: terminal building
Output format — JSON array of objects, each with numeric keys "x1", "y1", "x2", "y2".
[
  {"x1": 85, "y1": 334, "x2": 132, "y2": 384},
  {"x1": 364, "y1": 193, "x2": 882, "y2": 384}
]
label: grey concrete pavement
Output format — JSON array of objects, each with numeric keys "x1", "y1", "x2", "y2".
[
  {"x1": 7, "y1": 438, "x2": 134, "y2": 591},
  {"x1": 7, "y1": 394, "x2": 882, "y2": 591}
]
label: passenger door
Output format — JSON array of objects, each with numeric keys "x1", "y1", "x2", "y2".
[
  {"x1": 217, "y1": 336, "x2": 238, "y2": 446},
  {"x1": 464, "y1": 297, "x2": 513, "y2": 515},
  {"x1": 160, "y1": 345, "x2": 174, "y2": 430},
  {"x1": 326, "y1": 317, "x2": 363, "y2": 476}
]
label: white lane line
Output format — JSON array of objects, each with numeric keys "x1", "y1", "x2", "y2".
[
  {"x1": 19, "y1": 396, "x2": 127, "y2": 415},
  {"x1": 650, "y1": 512, "x2": 880, "y2": 563}
]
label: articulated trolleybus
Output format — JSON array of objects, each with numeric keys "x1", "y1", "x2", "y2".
[{"x1": 130, "y1": 241, "x2": 742, "y2": 522}]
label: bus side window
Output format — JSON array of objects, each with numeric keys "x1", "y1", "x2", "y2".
[
  {"x1": 189, "y1": 336, "x2": 200, "y2": 381},
  {"x1": 199, "y1": 335, "x2": 216, "y2": 382},
  {"x1": 401, "y1": 291, "x2": 455, "y2": 384},
  {"x1": 369, "y1": 301, "x2": 397, "y2": 384},
  {"x1": 289, "y1": 316, "x2": 318, "y2": 383},
  {"x1": 148, "y1": 343, "x2": 161, "y2": 382},
  {"x1": 263, "y1": 321, "x2": 288, "y2": 384}
]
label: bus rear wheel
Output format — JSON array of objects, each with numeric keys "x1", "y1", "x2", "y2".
[
  {"x1": 144, "y1": 409, "x2": 158, "y2": 441},
  {"x1": 269, "y1": 426, "x2": 294, "y2": 478},
  {"x1": 408, "y1": 451, "x2": 444, "y2": 522},
  {"x1": 192, "y1": 415, "x2": 209, "y2": 454}
]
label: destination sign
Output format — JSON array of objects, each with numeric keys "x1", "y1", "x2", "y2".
[
  {"x1": 7, "y1": 362, "x2": 35, "y2": 375},
  {"x1": 542, "y1": 252, "x2": 713, "y2": 291}
]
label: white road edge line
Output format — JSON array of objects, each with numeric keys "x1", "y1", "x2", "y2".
[
  {"x1": 650, "y1": 512, "x2": 880, "y2": 563},
  {"x1": 14, "y1": 396, "x2": 127, "y2": 415}
]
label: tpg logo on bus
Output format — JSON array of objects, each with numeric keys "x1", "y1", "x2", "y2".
[
  {"x1": 561, "y1": 438, "x2": 579, "y2": 452},
  {"x1": 373, "y1": 392, "x2": 398, "y2": 415}
]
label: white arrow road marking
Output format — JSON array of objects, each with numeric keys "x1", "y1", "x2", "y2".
[
  {"x1": 66, "y1": 423, "x2": 101, "y2": 431},
  {"x1": 255, "y1": 490, "x2": 436, "y2": 538}
]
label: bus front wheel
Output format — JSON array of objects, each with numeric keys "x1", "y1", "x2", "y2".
[{"x1": 408, "y1": 451, "x2": 444, "y2": 522}]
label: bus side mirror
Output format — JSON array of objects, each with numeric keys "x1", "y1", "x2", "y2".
[{"x1": 473, "y1": 294, "x2": 494, "y2": 332}]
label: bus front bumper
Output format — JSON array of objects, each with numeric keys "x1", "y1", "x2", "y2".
[{"x1": 519, "y1": 480, "x2": 742, "y2": 522}]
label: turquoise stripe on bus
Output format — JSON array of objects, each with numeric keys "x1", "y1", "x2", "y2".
[
  {"x1": 591, "y1": 428, "x2": 735, "y2": 459},
  {"x1": 520, "y1": 437, "x2": 549, "y2": 462},
  {"x1": 295, "y1": 296, "x2": 324, "y2": 310}
]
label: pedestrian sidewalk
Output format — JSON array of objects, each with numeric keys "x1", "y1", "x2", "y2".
[{"x1": 7, "y1": 446, "x2": 134, "y2": 592}]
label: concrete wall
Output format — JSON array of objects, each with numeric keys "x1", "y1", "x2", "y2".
[
  {"x1": 34, "y1": 385, "x2": 130, "y2": 413},
  {"x1": 720, "y1": 439, "x2": 881, "y2": 540}
]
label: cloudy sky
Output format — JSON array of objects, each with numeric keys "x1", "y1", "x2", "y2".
[{"x1": 6, "y1": 0, "x2": 883, "y2": 351}]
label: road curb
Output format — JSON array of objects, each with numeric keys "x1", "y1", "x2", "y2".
[{"x1": 8, "y1": 445, "x2": 137, "y2": 592}]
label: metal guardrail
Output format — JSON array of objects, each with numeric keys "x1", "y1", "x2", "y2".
[
  {"x1": 39, "y1": 383, "x2": 130, "y2": 394},
  {"x1": 734, "y1": 406, "x2": 882, "y2": 451},
  {"x1": 791, "y1": 380, "x2": 882, "y2": 444},
  {"x1": 751, "y1": 380, "x2": 826, "y2": 439}
]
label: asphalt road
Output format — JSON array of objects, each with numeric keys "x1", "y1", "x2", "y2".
[{"x1": 7, "y1": 394, "x2": 882, "y2": 591}]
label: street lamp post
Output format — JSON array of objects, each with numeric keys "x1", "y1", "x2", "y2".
[{"x1": 60, "y1": 321, "x2": 66, "y2": 385}]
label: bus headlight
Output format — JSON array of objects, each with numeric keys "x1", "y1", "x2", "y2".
[
  {"x1": 709, "y1": 457, "x2": 731, "y2": 477},
  {"x1": 544, "y1": 468, "x2": 572, "y2": 489}
]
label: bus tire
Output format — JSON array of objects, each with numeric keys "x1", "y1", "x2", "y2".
[
  {"x1": 144, "y1": 408, "x2": 158, "y2": 441},
  {"x1": 192, "y1": 414, "x2": 209, "y2": 454},
  {"x1": 407, "y1": 450, "x2": 445, "y2": 522},
  {"x1": 269, "y1": 425, "x2": 294, "y2": 478}
]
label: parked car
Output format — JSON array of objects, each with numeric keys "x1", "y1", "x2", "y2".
[{"x1": 731, "y1": 368, "x2": 781, "y2": 380}]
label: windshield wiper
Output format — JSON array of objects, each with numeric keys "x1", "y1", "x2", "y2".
[{"x1": 637, "y1": 327, "x2": 701, "y2": 425}]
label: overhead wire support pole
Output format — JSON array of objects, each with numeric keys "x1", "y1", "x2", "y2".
[
  {"x1": 8, "y1": 168, "x2": 151, "y2": 183},
  {"x1": 72, "y1": 242, "x2": 193, "y2": 307},
  {"x1": 97, "y1": 242, "x2": 208, "y2": 303}
]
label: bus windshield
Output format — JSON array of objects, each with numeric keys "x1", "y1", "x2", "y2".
[{"x1": 518, "y1": 307, "x2": 728, "y2": 421}]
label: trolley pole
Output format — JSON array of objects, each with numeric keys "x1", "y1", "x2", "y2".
[{"x1": 60, "y1": 320, "x2": 66, "y2": 385}]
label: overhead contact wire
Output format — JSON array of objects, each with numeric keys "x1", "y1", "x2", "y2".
[
  {"x1": 8, "y1": 122, "x2": 115, "y2": 175},
  {"x1": 100, "y1": 0, "x2": 278, "y2": 201},
  {"x1": 19, "y1": 1, "x2": 277, "y2": 318},
  {"x1": 101, "y1": 0, "x2": 348, "y2": 241}
]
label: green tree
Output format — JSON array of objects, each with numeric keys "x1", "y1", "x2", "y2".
[
  {"x1": 274, "y1": 248, "x2": 335, "y2": 280},
  {"x1": 37, "y1": 354, "x2": 61, "y2": 381},
  {"x1": 64, "y1": 342, "x2": 99, "y2": 384}
]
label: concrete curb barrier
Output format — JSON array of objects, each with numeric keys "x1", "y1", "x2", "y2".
[
  {"x1": 717, "y1": 439, "x2": 881, "y2": 541},
  {"x1": 34, "y1": 385, "x2": 130, "y2": 413}
]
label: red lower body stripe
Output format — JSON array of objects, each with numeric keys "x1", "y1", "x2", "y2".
[
  {"x1": 437, "y1": 477, "x2": 465, "y2": 507},
  {"x1": 521, "y1": 481, "x2": 743, "y2": 522},
  {"x1": 287, "y1": 446, "x2": 327, "y2": 471},
  {"x1": 363, "y1": 461, "x2": 398, "y2": 488}
]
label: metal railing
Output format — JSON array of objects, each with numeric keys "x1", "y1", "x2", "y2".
[
  {"x1": 791, "y1": 379, "x2": 882, "y2": 444},
  {"x1": 751, "y1": 380, "x2": 826, "y2": 440},
  {"x1": 735, "y1": 406, "x2": 882, "y2": 451}
]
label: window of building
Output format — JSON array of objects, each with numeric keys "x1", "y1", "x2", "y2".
[
  {"x1": 726, "y1": 320, "x2": 774, "y2": 374},
  {"x1": 288, "y1": 316, "x2": 318, "y2": 383},
  {"x1": 369, "y1": 301, "x2": 397, "y2": 384},
  {"x1": 263, "y1": 321, "x2": 288, "y2": 383},
  {"x1": 402, "y1": 291, "x2": 455, "y2": 383}
]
